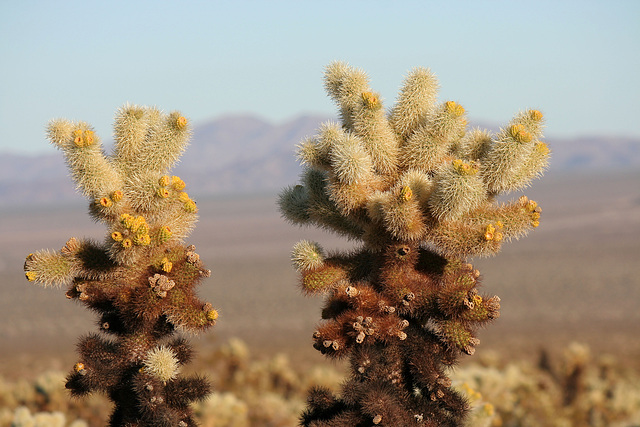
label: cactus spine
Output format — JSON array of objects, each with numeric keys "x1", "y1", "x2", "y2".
[
  {"x1": 279, "y1": 62, "x2": 548, "y2": 426},
  {"x1": 24, "y1": 105, "x2": 215, "y2": 426}
]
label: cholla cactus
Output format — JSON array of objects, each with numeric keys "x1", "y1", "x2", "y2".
[
  {"x1": 24, "y1": 105, "x2": 216, "y2": 426},
  {"x1": 279, "y1": 62, "x2": 549, "y2": 426}
]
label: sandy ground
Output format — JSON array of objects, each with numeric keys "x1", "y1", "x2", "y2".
[{"x1": 1, "y1": 170, "x2": 639, "y2": 378}]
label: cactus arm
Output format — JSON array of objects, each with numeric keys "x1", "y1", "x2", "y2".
[
  {"x1": 352, "y1": 91, "x2": 399, "y2": 176},
  {"x1": 389, "y1": 67, "x2": 439, "y2": 140},
  {"x1": 47, "y1": 119, "x2": 123, "y2": 199},
  {"x1": 323, "y1": 61, "x2": 370, "y2": 131}
]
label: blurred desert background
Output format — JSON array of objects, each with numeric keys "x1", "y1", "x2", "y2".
[{"x1": 1, "y1": 114, "x2": 639, "y2": 426}]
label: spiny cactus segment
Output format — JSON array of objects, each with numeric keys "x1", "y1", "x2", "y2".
[
  {"x1": 24, "y1": 105, "x2": 215, "y2": 426},
  {"x1": 279, "y1": 62, "x2": 548, "y2": 426}
]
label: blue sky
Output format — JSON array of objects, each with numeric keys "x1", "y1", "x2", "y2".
[{"x1": 1, "y1": 0, "x2": 639, "y2": 154}]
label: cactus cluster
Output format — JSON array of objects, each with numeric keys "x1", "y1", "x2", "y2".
[
  {"x1": 279, "y1": 62, "x2": 549, "y2": 426},
  {"x1": 24, "y1": 105, "x2": 216, "y2": 426}
]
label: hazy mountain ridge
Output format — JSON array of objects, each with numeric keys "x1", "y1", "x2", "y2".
[{"x1": 2, "y1": 114, "x2": 639, "y2": 207}]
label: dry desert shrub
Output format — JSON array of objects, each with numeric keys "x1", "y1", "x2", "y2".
[{"x1": 2, "y1": 341, "x2": 640, "y2": 427}]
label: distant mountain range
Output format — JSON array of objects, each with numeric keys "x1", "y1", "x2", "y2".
[{"x1": 2, "y1": 114, "x2": 639, "y2": 207}]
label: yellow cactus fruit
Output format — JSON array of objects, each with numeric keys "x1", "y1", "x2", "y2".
[
  {"x1": 178, "y1": 192, "x2": 190, "y2": 203},
  {"x1": 111, "y1": 231, "x2": 123, "y2": 241},
  {"x1": 536, "y1": 142, "x2": 550, "y2": 155},
  {"x1": 120, "y1": 213, "x2": 134, "y2": 228},
  {"x1": 74, "y1": 362, "x2": 85, "y2": 372},
  {"x1": 171, "y1": 176, "x2": 186, "y2": 191},
  {"x1": 206, "y1": 309, "x2": 219, "y2": 321},
  {"x1": 135, "y1": 223, "x2": 149, "y2": 236},
  {"x1": 529, "y1": 109, "x2": 543, "y2": 121},
  {"x1": 111, "y1": 190, "x2": 123, "y2": 202},
  {"x1": 400, "y1": 186, "x2": 413, "y2": 202},
  {"x1": 73, "y1": 129, "x2": 84, "y2": 147},
  {"x1": 484, "y1": 224, "x2": 496, "y2": 241},
  {"x1": 129, "y1": 216, "x2": 146, "y2": 233},
  {"x1": 25, "y1": 271, "x2": 37, "y2": 282},
  {"x1": 532, "y1": 220, "x2": 540, "y2": 228},
  {"x1": 526, "y1": 200, "x2": 538, "y2": 212},
  {"x1": 509, "y1": 124, "x2": 533, "y2": 143},
  {"x1": 84, "y1": 130, "x2": 95, "y2": 145},
  {"x1": 453, "y1": 159, "x2": 479, "y2": 176},
  {"x1": 72, "y1": 130, "x2": 95, "y2": 147},
  {"x1": 134, "y1": 234, "x2": 151, "y2": 246},
  {"x1": 176, "y1": 115, "x2": 188, "y2": 129},
  {"x1": 157, "y1": 226, "x2": 172, "y2": 243},
  {"x1": 494, "y1": 232, "x2": 503, "y2": 242},
  {"x1": 121, "y1": 238, "x2": 133, "y2": 248},
  {"x1": 161, "y1": 257, "x2": 173, "y2": 273},
  {"x1": 445, "y1": 101, "x2": 465, "y2": 117},
  {"x1": 184, "y1": 200, "x2": 197, "y2": 213},
  {"x1": 509, "y1": 124, "x2": 524, "y2": 138},
  {"x1": 361, "y1": 91, "x2": 381, "y2": 109},
  {"x1": 157, "y1": 187, "x2": 170, "y2": 198},
  {"x1": 99, "y1": 197, "x2": 113, "y2": 208},
  {"x1": 159, "y1": 175, "x2": 171, "y2": 187}
]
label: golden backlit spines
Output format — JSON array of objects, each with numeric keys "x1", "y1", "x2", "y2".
[
  {"x1": 282, "y1": 62, "x2": 548, "y2": 427},
  {"x1": 26, "y1": 105, "x2": 216, "y2": 424},
  {"x1": 281, "y1": 62, "x2": 547, "y2": 259}
]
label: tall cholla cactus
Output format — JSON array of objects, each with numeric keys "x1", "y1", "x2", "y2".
[
  {"x1": 279, "y1": 62, "x2": 549, "y2": 426},
  {"x1": 24, "y1": 105, "x2": 217, "y2": 426}
]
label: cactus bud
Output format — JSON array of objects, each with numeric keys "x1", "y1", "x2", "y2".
[
  {"x1": 400, "y1": 185, "x2": 413, "y2": 202},
  {"x1": 509, "y1": 124, "x2": 533, "y2": 143},
  {"x1": 171, "y1": 176, "x2": 186, "y2": 191},
  {"x1": 445, "y1": 101, "x2": 465, "y2": 117},
  {"x1": 99, "y1": 197, "x2": 113, "y2": 208},
  {"x1": 361, "y1": 91, "x2": 381, "y2": 109},
  {"x1": 134, "y1": 234, "x2": 151, "y2": 246},
  {"x1": 84, "y1": 130, "x2": 95, "y2": 145},
  {"x1": 73, "y1": 129, "x2": 83, "y2": 147},
  {"x1": 157, "y1": 226, "x2": 172, "y2": 244},
  {"x1": 184, "y1": 200, "x2": 197, "y2": 213},
  {"x1": 529, "y1": 109, "x2": 543, "y2": 121},
  {"x1": 206, "y1": 309, "x2": 219, "y2": 321},
  {"x1": 175, "y1": 116, "x2": 188, "y2": 129},
  {"x1": 178, "y1": 192, "x2": 190, "y2": 203},
  {"x1": 111, "y1": 190, "x2": 123, "y2": 202},
  {"x1": 161, "y1": 257, "x2": 173, "y2": 273}
]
